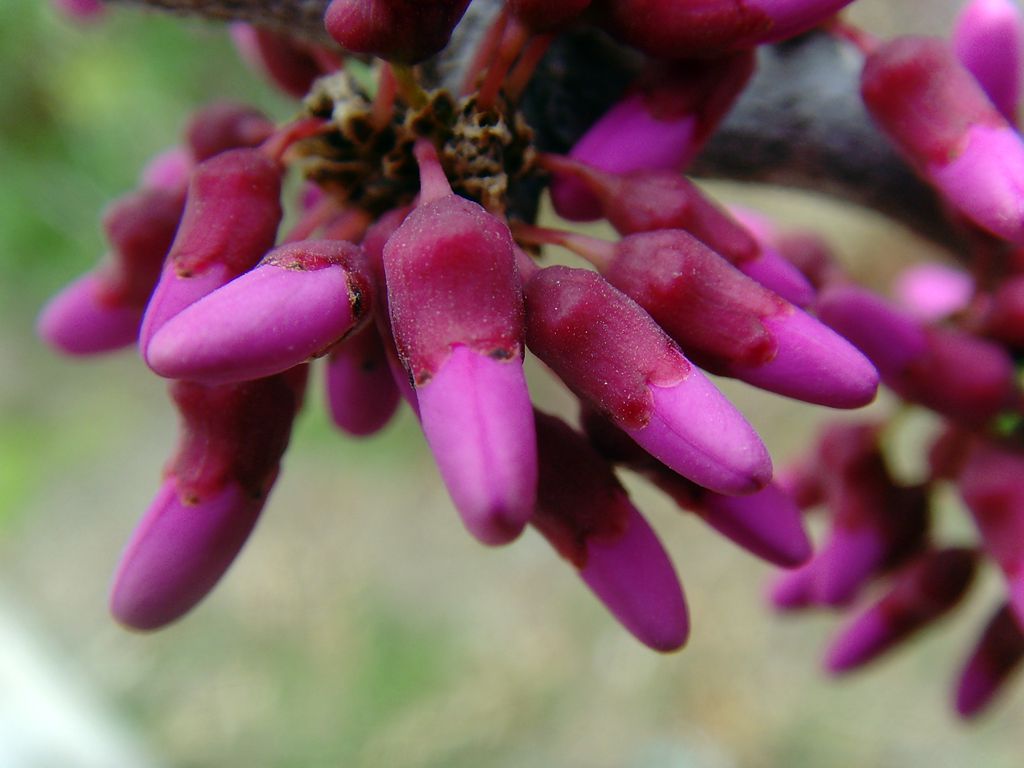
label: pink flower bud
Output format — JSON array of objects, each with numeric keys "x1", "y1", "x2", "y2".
[
  {"x1": 893, "y1": 263, "x2": 974, "y2": 322},
  {"x1": 525, "y1": 266, "x2": 771, "y2": 495},
  {"x1": 185, "y1": 103, "x2": 275, "y2": 162},
  {"x1": 955, "y1": 604, "x2": 1024, "y2": 718},
  {"x1": 600, "y1": 230, "x2": 877, "y2": 407},
  {"x1": 954, "y1": 0, "x2": 1024, "y2": 122},
  {"x1": 595, "y1": 0, "x2": 855, "y2": 58},
  {"x1": 231, "y1": 24, "x2": 330, "y2": 99},
  {"x1": 325, "y1": 323, "x2": 401, "y2": 437},
  {"x1": 862, "y1": 37, "x2": 1024, "y2": 244},
  {"x1": 110, "y1": 371, "x2": 305, "y2": 630},
  {"x1": 551, "y1": 55, "x2": 754, "y2": 220},
  {"x1": 959, "y1": 440, "x2": 1024, "y2": 626},
  {"x1": 384, "y1": 142, "x2": 535, "y2": 544},
  {"x1": 531, "y1": 411, "x2": 688, "y2": 651},
  {"x1": 38, "y1": 187, "x2": 184, "y2": 355},
  {"x1": 147, "y1": 240, "x2": 371, "y2": 384},
  {"x1": 809, "y1": 424, "x2": 929, "y2": 606},
  {"x1": 818, "y1": 285, "x2": 1016, "y2": 424},
  {"x1": 139, "y1": 147, "x2": 193, "y2": 192},
  {"x1": 140, "y1": 148, "x2": 284, "y2": 357},
  {"x1": 825, "y1": 548, "x2": 977, "y2": 674},
  {"x1": 324, "y1": 0, "x2": 471, "y2": 64},
  {"x1": 977, "y1": 273, "x2": 1024, "y2": 346}
]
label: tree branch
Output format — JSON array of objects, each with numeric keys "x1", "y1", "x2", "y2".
[{"x1": 108, "y1": 0, "x2": 956, "y2": 247}]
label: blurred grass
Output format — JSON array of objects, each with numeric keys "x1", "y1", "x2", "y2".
[{"x1": 2, "y1": 1, "x2": 1024, "y2": 767}]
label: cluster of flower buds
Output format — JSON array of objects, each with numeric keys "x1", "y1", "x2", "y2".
[{"x1": 41, "y1": 0, "x2": 1024, "y2": 720}]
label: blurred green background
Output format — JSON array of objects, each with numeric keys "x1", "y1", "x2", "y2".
[{"x1": 1, "y1": 0, "x2": 1022, "y2": 766}]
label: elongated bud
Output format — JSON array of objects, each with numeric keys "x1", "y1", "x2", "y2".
[
  {"x1": 893, "y1": 263, "x2": 973, "y2": 322},
  {"x1": 147, "y1": 240, "x2": 371, "y2": 384},
  {"x1": 959, "y1": 440, "x2": 1024, "y2": 626},
  {"x1": 595, "y1": 0, "x2": 855, "y2": 58},
  {"x1": 825, "y1": 548, "x2": 977, "y2": 674},
  {"x1": 324, "y1": 0, "x2": 471, "y2": 64},
  {"x1": 110, "y1": 370, "x2": 306, "y2": 630},
  {"x1": 139, "y1": 147, "x2": 193, "y2": 192},
  {"x1": 954, "y1": 0, "x2": 1024, "y2": 122},
  {"x1": 810, "y1": 424, "x2": 930, "y2": 605},
  {"x1": 551, "y1": 55, "x2": 754, "y2": 220},
  {"x1": 38, "y1": 187, "x2": 184, "y2": 355},
  {"x1": 525, "y1": 266, "x2": 771, "y2": 495},
  {"x1": 600, "y1": 231, "x2": 877, "y2": 408},
  {"x1": 231, "y1": 24, "x2": 330, "y2": 99},
  {"x1": 325, "y1": 323, "x2": 401, "y2": 437},
  {"x1": 818, "y1": 285, "x2": 1016, "y2": 424},
  {"x1": 384, "y1": 142, "x2": 535, "y2": 544},
  {"x1": 976, "y1": 274, "x2": 1024, "y2": 346},
  {"x1": 140, "y1": 148, "x2": 284, "y2": 358},
  {"x1": 862, "y1": 37, "x2": 1024, "y2": 244},
  {"x1": 955, "y1": 604, "x2": 1024, "y2": 718},
  {"x1": 531, "y1": 411, "x2": 688, "y2": 652},
  {"x1": 185, "y1": 103, "x2": 274, "y2": 162}
]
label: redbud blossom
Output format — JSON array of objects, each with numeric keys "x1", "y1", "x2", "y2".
[
  {"x1": 825, "y1": 548, "x2": 977, "y2": 673},
  {"x1": 324, "y1": 0, "x2": 471, "y2": 64},
  {"x1": 594, "y1": 0, "x2": 856, "y2": 58},
  {"x1": 110, "y1": 369, "x2": 306, "y2": 630},
  {"x1": 953, "y1": 0, "x2": 1024, "y2": 122},
  {"x1": 531, "y1": 410, "x2": 688, "y2": 652},
  {"x1": 383, "y1": 142, "x2": 536, "y2": 545},
  {"x1": 550, "y1": 55, "x2": 754, "y2": 220},
  {"x1": 147, "y1": 240, "x2": 372, "y2": 384},
  {"x1": 862, "y1": 37, "x2": 1024, "y2": 244},
  {"x1": 955, "y1": 604, "x2": 1024, "y2": 718}
]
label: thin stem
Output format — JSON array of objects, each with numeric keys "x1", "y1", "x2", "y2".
[
  {"x1": 505, "y1": 33, "x2": 554, "y2": 103},
  {"x1": 461, "y1": 5, "x2": 510, "y2": 95},
  {"x1": 260, "y1": 117, "x2": 329, "y2": 163},
  {"x1": 390, "y1": 63, "x2": 428, "y2": 109},
  {"x1": 509, "y1": 221, "x2": 616, "y2": 271},
  {"x1": 413, "y1": 140, "x2": 454, "y2": 204},
  {"x1": 372, "y1": 64, "x2": 398, "y2": 131},
  {"x1": 476, "y1": 17, "x2": 529, "y2": 111}
]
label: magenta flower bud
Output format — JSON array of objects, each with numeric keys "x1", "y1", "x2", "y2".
[
  {"x1": 139, "y1": 147, "x2": 193, "y2": 192},
  {"x1": 595, "y1": 0, "x2": 855, "y2": 58},
  {"x1": 698, "y1": 484, "x2": 812, "y2": 568},
  {"x1": 862, "y1": 37, "x2": 1024, "y2": 244},
  {"x1": 959, "y1": 440, "x2": 1024, "y2": 625},
  {"x1": 39, "y1": 186, "x2": 185, "y2": 355},
  {"x1": 531, "y1": 411, "x2": 688, "y2": 651},
  {"x1": 140, "y1": 148, "x2": 284, "y2": 357},
  {"x1": 147, "y1": 240, "x2": 370, "y2": 384},
  {"x1": 598, "y1": 230, "x2": 877, "y2": 408},
  {"x1": 767, "y1": 564, "x2": 815, "y2": 611},
  {"x1": 38, "y1": 274, "x2": 145, "y2": 355},
  {"x1": 825, "y1": 548, "x2": 977, "y2": 674},
  {"x1": 324, "y1": 0, "x2": 471, "y2": 64},
  {"x1": 954, "y1": 0, "x2": 1024, "y2": 122},
  {"x1": 110, "y1": 371, "x2": 305, "y2": 630},
  {"x1": 818, "y1": 285, "x2": 1016, "y2": 424},
  {"x1": 893, "y1": 263, "x2": 974, "y2": 322},
  {"x1": 53, "y1": 0, "x2": 104, "y2": 21},
  {"x1": 978, "y1": 274, "x2": 1024, "y2": 345},
  {"x1": 384, "y1": 142, "x2": 535, "y2": 544},
  {"x1": 955, "y1": 604, "x2": 1024, "y2": 718},
  {"x1": 525, "y1": 265, "x2": 771, "y2": 495},
  {"x1": 184, "y1": 103, "x2": 275, "y2": 162},
  {"x1": 810, "y1": 426, "x2": 929, "y2": 606},
  {"x1": 737, "y1": 246, "x2": 816, "y2": 307},
  {"x1": 230, "y1": 24, "x2": 328, "y2": 99},
  {"x1": 110, "y1": 478, "x2": 264, "y2": 631},
  {"x1": 416, "y1": 346, "x2": 537, "y2": 545},
  {"x1": 581, "y1": 407, "x2": 807, "y2": 565},
  {"x1": 325, "y1": 323, "x2": 401, "y2": 437},
  {"x1": 550, "y1": 55, "x2": 754, "y2": 220},
  {"x1": 507, "y1": 0, "x2": 592, "y2": 31}
]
